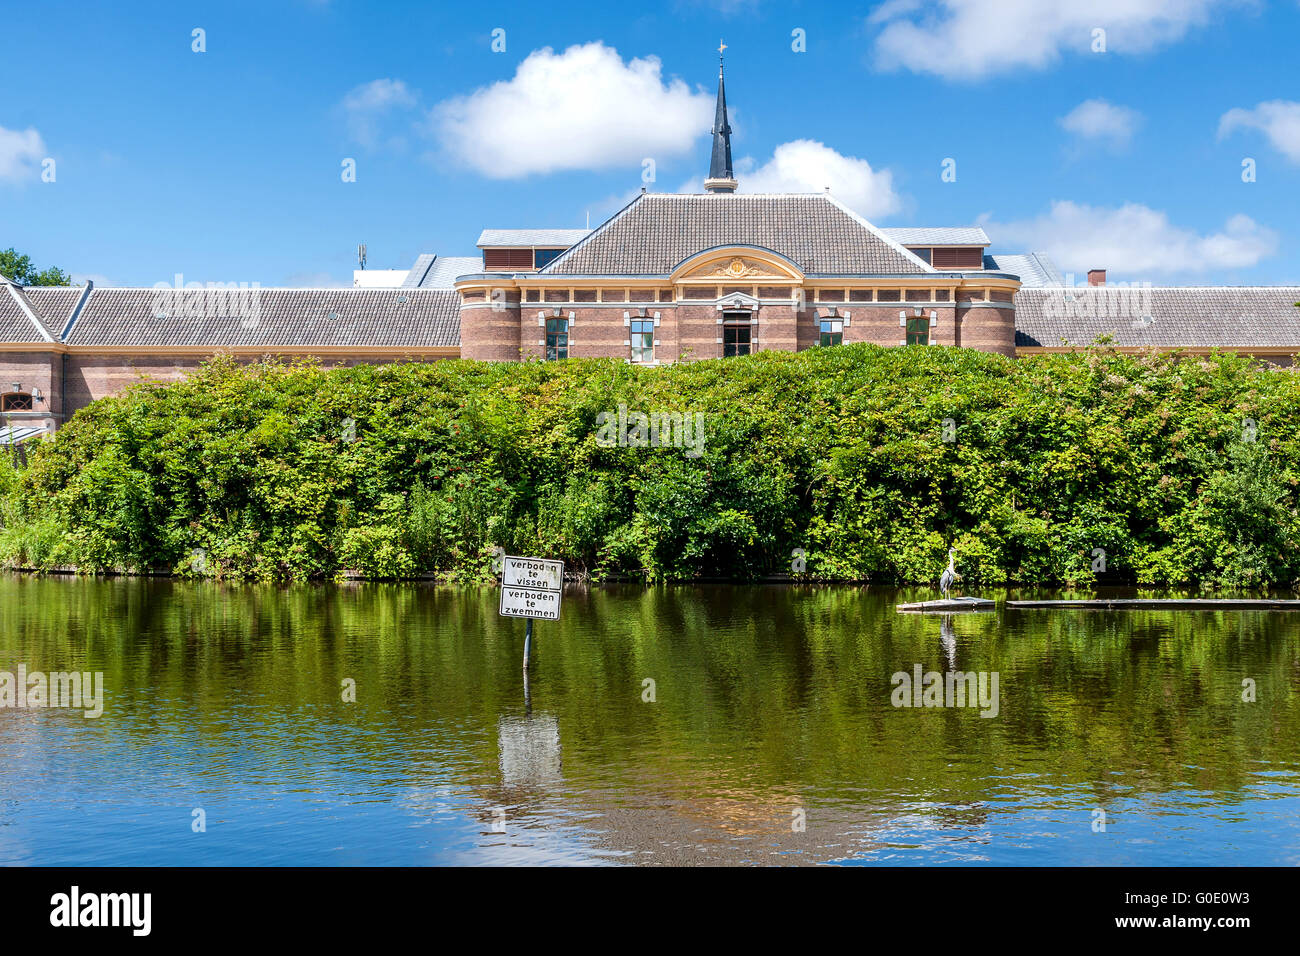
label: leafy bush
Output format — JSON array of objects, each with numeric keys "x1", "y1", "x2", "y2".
[{"x1": 2, "y1": 345, "x2": 1298, "y2": 588}]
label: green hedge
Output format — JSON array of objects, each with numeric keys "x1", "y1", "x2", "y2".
[{"x1": 2, "y1": 344, "x2": 1298, "y2": 587}]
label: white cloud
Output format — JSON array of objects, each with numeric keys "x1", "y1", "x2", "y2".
[
  {"x1": 733, "y1": 140, "x2": 902, "y2": 219},
  {"x1": 984, "y1": 201, "x2": 1277, "y2": 276},
  {"x1": 341, "y1": 78, "x2": 417, "y2": 147},
  {"x1": 1059, "y1": 99, "x2": 1142, "y2": 148},
  {"x1": 431, "y1": 42, "x2": 714, "y2": 178},
  {"x1": 1218, "y1": 100, "x2": 1300, "y2": 163},
  {"x1": 0, "y1": 125, "x2": 47, "y2": 182},
  {"x1": 870, "y1": 0, "x2": 1235, "y2": 80}
]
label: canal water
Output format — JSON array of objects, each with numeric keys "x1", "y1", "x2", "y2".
[{"x1": 1, "y1": 576, "x2": 1298, "y2": 866}]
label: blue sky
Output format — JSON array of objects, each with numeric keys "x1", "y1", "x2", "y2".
[{"x1": 2, "y1": 0, "x2": 1298, "y2": 287}]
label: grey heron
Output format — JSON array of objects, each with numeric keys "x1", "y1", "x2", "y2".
[{"x1": 939, "y1": 548, "x2": 960, "y2": 599}]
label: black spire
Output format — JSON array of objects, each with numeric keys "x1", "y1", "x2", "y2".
[{"x1": 704, "y1": 42, "x2": 737, "y2": 193}]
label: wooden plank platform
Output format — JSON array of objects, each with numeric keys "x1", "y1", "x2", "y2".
[
  {"x1": 896, "y1": 597, "x2": 995, "y2": 613},
  {"x1": 1007, "y1": 599, "x2": 1300, "y2": 610}
]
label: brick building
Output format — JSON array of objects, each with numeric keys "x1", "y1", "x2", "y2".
[{"x1": 3, "y1": 58, "x2": 1299, "y2": 444}]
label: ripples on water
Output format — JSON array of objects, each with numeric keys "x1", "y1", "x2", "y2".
[{"x1": 1, "y1": 577, "x2": 1298, "y2": 866}]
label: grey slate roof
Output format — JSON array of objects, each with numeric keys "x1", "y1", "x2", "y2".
[
  {"x1": 401, "y1": 254, "x2": 437, "y2": 288},
  {"x1": 477, "y1": 229, "x2": 591, "y2": 247},
  {"x1": 402, "y1": 255, "x2": 482, "y2": 289},
  {"x1": 986, "y1": 253, "x2": 1065, "y2": 288},
  {"x1": 54, "y1": 287, "x2": 459, "y2": 349},
  {"x1": 0, "y1": 281, "x2": 80, "y2": 343},
  {"x1": 883, "y1": 227, "x2": 990, "y2": 246},
  {"x1": 23, "y1": 287, "x2": 84, "y2": 335},
  {"x1": 542, "y1": 193, "x2": 934, "y2": 276},
  {"x1": 0, "y1": 284, "x2": 52, "y2": 343},
  {"x1": 1015, "y1": 287, "x2": 1300, "y2": 348}
]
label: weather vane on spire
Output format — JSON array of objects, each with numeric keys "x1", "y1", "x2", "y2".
[{"x1": 704, "y1": 41, "x2": 737, "y2": 193}]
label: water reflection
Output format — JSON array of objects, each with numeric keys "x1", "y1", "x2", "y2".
[
  {"x1": 939, "y1": 613, "x2": 957, "y2": 670},
  {"x1": 0, "y1": 576, "x2": 1298, "y2": 865}
]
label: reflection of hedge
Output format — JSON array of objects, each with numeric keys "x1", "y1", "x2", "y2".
[{"x1": 3, "y1": 344, "x2": 1298, "y2": 586}]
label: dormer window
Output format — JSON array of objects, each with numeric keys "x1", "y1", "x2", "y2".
[
  {"x1": 482, "y1": 246, "x2": 575, "y2": 271},
  {"x1": 902, "y1": 246, "x2": 984, "y2": 269}
]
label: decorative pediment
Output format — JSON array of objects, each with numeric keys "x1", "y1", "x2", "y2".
[
  {"x1": 671, "y1": 246, "x2": 804, "y2": 283},
  {"x1": 715, "y1": 291, "x2": 761, "y2": 311},
  {"x1": 711, "y1": 257, "x2": 766, "y2": 278},
  {"x1": 687, "y1": 256, "x2": 785, "y2": 280}
]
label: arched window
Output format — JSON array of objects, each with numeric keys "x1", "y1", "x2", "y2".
[{"x1": 1, "y1": 393, "x2": 33, "y2": 412}]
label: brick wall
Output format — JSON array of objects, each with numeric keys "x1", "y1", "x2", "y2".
[
  {"x1": 0, "y1": 352, "x2": 60, "y2": 421},
  {"x1": 955, "y1": 304, "x2": 1016, "y2": 356},
  {"x1": 675, "y1": 304, "x2": 722, "y2": 361},
  {"x1": 756, "y1": 303, "x2": 798, "y2": 352},
  {"x1": 457, "y1": 288, "x2": 1017, "y2": 363},
  {"x1": 461, "y1": 297, "x2": 522, "y2": 361}
]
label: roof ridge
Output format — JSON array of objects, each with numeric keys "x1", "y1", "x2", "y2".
[
  {"x1": 61, "y1": 281, "x2": 95, "y2": 341},
  {"x1": 537, "y1": 192, "x2": 648, "y2": 274},
  {"x1": 3, "y1": 282, "x2": 57, "y2": 343},
  {"x1": 821, "y1": 194, "x2": 937, "y2": 273}
]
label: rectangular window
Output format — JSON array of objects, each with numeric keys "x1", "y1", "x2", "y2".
[
  {"x1": 932, "y1": 247, "x2": 984, "y2": 269},
  {"x1": 545, "y1": 317, "x2": 569, "y2": 360},
  {"x1": 1, "y1": 393, "x2": 33, "y2": 411},
  {"x1": 483, "y1": 248, "x2": 534, "y2": 270},
  {"x1": 910, "y1": 247, "x2": 932, "y2": 264},
  {"x1": 723, "y1": 321, "x2": 751, "y2": 357},
  {"x1": 533, "y1": 248, "x2": 565, "y2": 269},
  {"x1": 819, "y1": 319, "x2": 843, "y2": 347},
  {"x1": 906, "y1": 317, "x2": 930, "y2": 346},
  {"x1": 630, "y1": 318, "x2": 654, "y2": 363}
]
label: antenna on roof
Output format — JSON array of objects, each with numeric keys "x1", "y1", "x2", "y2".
[
  {"x1": 586, "y1": 211, "x2": 590, "y2": 229},
  {"x1": 357, "y1": 242, "x2": 367, "y2": 270}
]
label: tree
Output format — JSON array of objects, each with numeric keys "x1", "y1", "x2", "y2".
[{"x1": 0, "y1": 247, "x2": 74, "y2": 286}]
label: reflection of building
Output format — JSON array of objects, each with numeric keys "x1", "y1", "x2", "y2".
[{"x1": 4, "y1": 56, "x2": 1299, "y2": 445}]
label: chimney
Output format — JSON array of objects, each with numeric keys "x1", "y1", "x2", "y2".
[{"x1": 1088, "y1": 269, "x2": 1106, "y2": 287}]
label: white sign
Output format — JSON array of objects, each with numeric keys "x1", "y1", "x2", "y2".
[
  {"x1": 499, "y1": 556, "x2": 564, "y2": 620},
  {"x1": 502, "y1": 556, "x2": 564, "y2": 591}
]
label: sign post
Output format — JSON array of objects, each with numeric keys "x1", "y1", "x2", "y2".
[{"x1": 498, "y1": 556, "x2": 564, "y2": 671}]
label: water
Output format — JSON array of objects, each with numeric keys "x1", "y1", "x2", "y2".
[{"x1": 1, "y1": 576, "x2": 1298, "y2": 866}]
